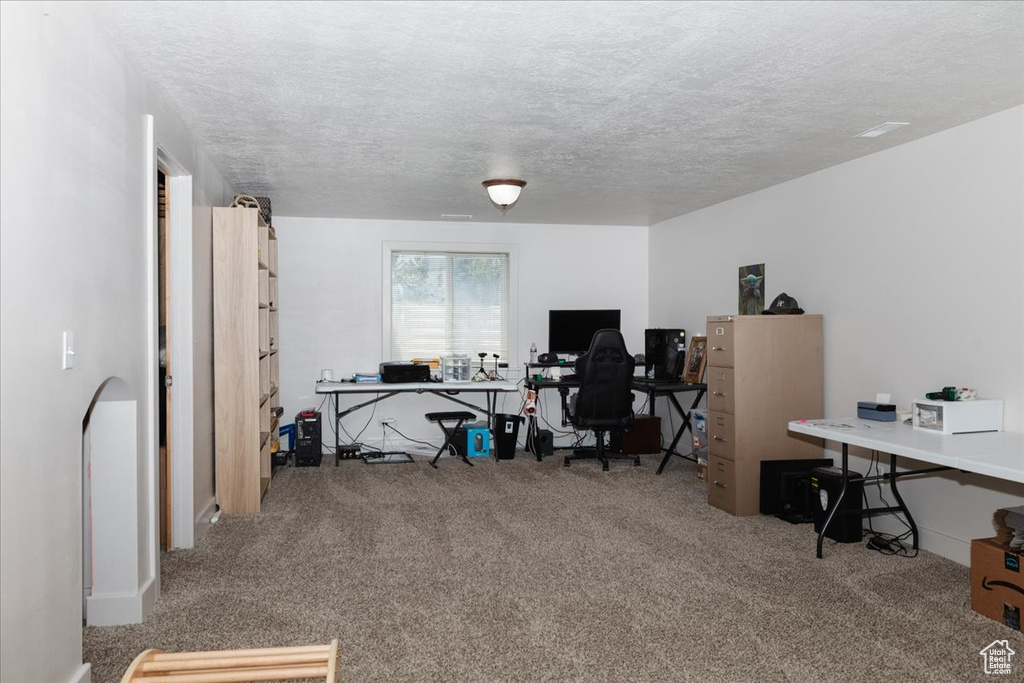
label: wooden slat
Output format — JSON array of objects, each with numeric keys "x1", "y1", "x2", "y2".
[
  {"x1": 150, "y1": 644, "x2": 329, "y2": 661},
  {"x1": 141, "y1": 651, "x2": 328, "y2": 672},
  {"x1": 134, "y1": 664, "x2": 328, "y2": 683},
  {"x1": 326, "y1": 639, "x2": 339, "y2": 683}
]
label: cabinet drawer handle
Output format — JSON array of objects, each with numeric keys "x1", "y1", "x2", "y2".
[
  {"x1": 712, "y1": 391, "x2": 726, "y2": 397},
  {"x1": 712, "y1": 435, "x2": 726, "y2": 442},
  {"x1": 712, "y1": 346, "x2": 726, "y2": 351},
  {"x1": 713, "y1": 481, "x2": 727, "y2": 488}
]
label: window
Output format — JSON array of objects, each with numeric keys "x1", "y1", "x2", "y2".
[{"x1": 389, "y1": 249, "x2": 510, "y2": 361}]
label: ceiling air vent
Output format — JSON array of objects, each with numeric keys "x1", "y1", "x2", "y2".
[{"x1": 855, "y1": 122, "x2": 909, "y2": 138}]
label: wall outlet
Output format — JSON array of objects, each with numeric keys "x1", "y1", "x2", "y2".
[{"x1": 381, "y1": 417, "x2": 396, "y2": 426}]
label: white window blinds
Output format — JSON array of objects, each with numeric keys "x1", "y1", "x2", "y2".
[{"x1": 390, "y1": 251, "x2": 509, "y2": 361}]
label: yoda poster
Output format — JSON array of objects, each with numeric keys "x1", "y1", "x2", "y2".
[{"x1": 738, "y1": 264, "x2": 765, "y2": 315}]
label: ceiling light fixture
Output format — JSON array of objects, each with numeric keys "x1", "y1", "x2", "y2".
[
  {"x1": 482, "y1": 179, "x2": 526, "y2": 214},
  {"x1": 855, "y1": 122, "x2": 909, "y2": 138}
]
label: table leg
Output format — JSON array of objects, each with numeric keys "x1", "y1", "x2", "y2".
[
  {"x1": 887, "y1": 453, "x2": 919, "y2": 550},
  {"x1": 817, "y1": 443, "x2": 849, "y2": 559},
  {"x1": 655, "y1": 388, "x2": 705, "y2": 474},
  {"x1": 333, "y1": 394, "x2": 341, "y2": 467}
]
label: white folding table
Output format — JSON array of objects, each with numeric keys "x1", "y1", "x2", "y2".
[
  {"x1": 788, "y1": 418, "x2": 1024, "y2": 558},
  {"x1": 316, "y1": 380, "x2": 520, "y2": 464}
]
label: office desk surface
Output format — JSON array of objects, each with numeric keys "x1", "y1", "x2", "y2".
[
  {"x1": 788, "y1": 418, "x2": 1024, "y2": 484},
  {"x1": 316, "y1": 380, "x2": 519, "y2": 394}
]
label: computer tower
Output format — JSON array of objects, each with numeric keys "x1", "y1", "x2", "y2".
[
  {"x1": 294, "y1": 410, "x2": 322, "y2": 467},
  {"x1": 644, "y1": 328, "x2": 686, "y2": 380},
  {"x1": 810, "y1": 466, "x2": 863, "y2": 543}
]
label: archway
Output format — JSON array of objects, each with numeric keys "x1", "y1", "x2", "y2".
[{"x1": 82, "y1": 377, "x2": 148, "y2": 626}]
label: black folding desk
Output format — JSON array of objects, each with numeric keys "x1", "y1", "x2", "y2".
[
  {"x1": 631, "y1": 380, "x2": 707, "y2": 474},
  {"x1": 523, "y1": 371, "x2": 706, "y2": 470}
]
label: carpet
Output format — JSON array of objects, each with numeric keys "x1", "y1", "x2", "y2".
[{"x1": 84, "y1": 453, "x2": 1021, "y2": 682}]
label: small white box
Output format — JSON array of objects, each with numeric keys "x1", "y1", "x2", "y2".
[{"x1": 911, "y1": 398, "x2": 1003, "y2": 434}]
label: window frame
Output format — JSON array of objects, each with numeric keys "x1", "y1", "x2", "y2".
[{"x1": 382, "y1": 240, "x2": 519, "y2": 365}]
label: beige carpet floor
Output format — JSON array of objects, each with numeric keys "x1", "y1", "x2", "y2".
[{"x1": 84, "y1": 452, "x2": 1021, "y2": 682}]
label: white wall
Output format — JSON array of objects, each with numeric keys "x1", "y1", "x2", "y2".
[
  {"x1": 0, "y1": 3, "x2": 232, "y2": 681},
  {"x1": 649, "y1": 106, "x2": 1024, "y2": 565},
  {"x1": 275, "y1": 217, "x2": 649, "y2": 451}
]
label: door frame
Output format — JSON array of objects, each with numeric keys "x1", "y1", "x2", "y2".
[{"x1": 155, "y1": 144, "x2": 196, "y2": 549}]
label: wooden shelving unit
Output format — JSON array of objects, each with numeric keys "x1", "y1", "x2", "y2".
[{"x1": 213, "y1": 206, "x2": 280, "y2": 514}]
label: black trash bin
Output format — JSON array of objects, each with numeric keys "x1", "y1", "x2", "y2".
[{"x1": 492, "y1": 413, "x2": 524, "y2": 460}]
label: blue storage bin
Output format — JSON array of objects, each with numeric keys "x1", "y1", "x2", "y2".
[{"x1": 465, "y1": 421, "x2": 491, "y2": 457}]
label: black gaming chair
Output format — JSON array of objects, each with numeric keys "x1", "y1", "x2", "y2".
[{"x1": 564, "y1": 329, "x2": 637, "y2": 471}]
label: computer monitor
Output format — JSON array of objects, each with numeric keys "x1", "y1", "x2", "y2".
[{"x1": 548, "y1": 309, "x2": 621, "y2": 355}]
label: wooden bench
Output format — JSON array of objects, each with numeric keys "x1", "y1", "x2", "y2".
[{"x1": 121, "y1": 640, "x2": 339, "y2": 683}]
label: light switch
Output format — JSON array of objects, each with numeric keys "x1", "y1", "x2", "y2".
[{"x1": 62, "y1": 330, "x2": 75, "y2": 369}]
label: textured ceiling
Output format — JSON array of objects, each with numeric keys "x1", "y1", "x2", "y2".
[{"x1": 93, "y1": 1, "x2": 1024, "y2": 226}]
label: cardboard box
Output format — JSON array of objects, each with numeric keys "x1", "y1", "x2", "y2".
[
  {"x1": 971, "y1": 538, "x2": 1023, "y2": 631},
  {"x1": 696, "y1": 463, "x2": 708, "y2": 482}
]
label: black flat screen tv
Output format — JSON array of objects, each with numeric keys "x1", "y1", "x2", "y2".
[{"x1": 548, "y1": 309, "x2": 621, "y2": 356}]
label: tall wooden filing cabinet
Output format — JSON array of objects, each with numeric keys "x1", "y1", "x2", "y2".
[{"x1": 705, "y1": 314, "x2": 823, "y2": 516}]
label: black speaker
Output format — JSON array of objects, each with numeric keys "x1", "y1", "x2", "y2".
[
  {"x1": 810, "y1": 467, "x2": 863, "y2": 543},
  {"x1": 535, "y1": 429, "x2": 554, "y2": 456},
  {"x1": 644, "y1": 328, "x2": 686, "y2": 380}
]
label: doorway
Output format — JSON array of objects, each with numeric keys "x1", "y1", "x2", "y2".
[{"x1": 158, "y1": 167, "x2": 172, "y2": 550}]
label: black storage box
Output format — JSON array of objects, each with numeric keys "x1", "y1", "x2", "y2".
[
  {"x1": 610, "y1": 416, "x2": 662, "y2": 454},
  {"x1": 759, "y1": 458, "x2": 834, "y2": 522},
  {"x1": 810, "y1": 466, "x2": 864, "y2": 543},
  {"x1": 857, "y1": 401, "x2": 897, "y2": 422},
  {"x1": 380, "y1": 361, "x2": 431, "y2": 383}
]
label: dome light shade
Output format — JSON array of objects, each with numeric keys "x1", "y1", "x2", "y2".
[{"x1": 483, "y1": 179, "x2": 526, "y2": 214}]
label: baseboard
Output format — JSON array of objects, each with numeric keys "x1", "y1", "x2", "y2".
[
  {"x1": 140, "y1": 575, "x2": 157, "y2": 619},
  {"x1": 194, "y1": 495, "x2": 217, "y2": 543},
  {"x1": 68, "y1": 663, "x2": 91, "y2": 683},
  {"x1": 85, "y1": 576, "x2": 156, "y2": 626}
]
